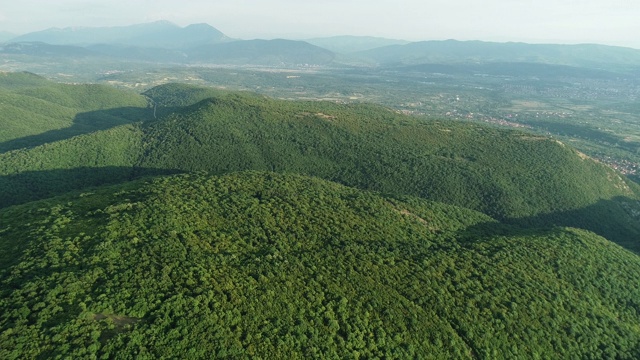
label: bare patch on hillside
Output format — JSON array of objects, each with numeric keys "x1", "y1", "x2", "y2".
[
  {"x1": 386, "y1": 202, "x2": 437, "y2": 231},
  {"x1": 576, "y1": 151, "x2": 591, "y2": 160},
  {"x1": 93, "y1": 313, "x2": 141, "y2": 328},
  {"x1": 296, "y1": 112, "x2": 337, "y2": 121}
]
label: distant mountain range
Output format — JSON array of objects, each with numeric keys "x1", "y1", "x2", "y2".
[
  {"x1": 8, "y1": 21, "x2": 231, "y2": 49},
  {"x1": 187, "y1": 39, "x2": 335, "y2": 65},
  {"x1": 306, "y1": 35, "x2": 409, "y2": 53},
  {"x1": 0, "y1": 40, "x2": 335, "y2": 66},
  {"x1": 355, "y1": 40, "x2": 640, "y2": 69},
  {"x1": 4, "y1": 22, "x2": 640, "y2": 71},
  {"x1": 0, "y1": 42, "x2": 96, "y2": 58},
  {"x1": 1, "y1": 22, "x2": 335, "y2": 66}
]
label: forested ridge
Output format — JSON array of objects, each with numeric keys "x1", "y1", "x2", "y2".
[
  {"x1": 2, "y1": 75, "x2": 640, "y2": 358},
  {"x1": 1, "y1": 172, "x2": 640, "y2": 359},
  {"x1": 2, "y1": 80, "x2": 639, "y2": 250}
]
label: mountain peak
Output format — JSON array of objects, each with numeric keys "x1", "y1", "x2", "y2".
[
  {"x1": 185, "y1": 23, "x2": 215, "y2": 29},
  {"x1": 149, "y1": 19, "x2": 177, "y2": 26},
  {"x1": 181, "y1": 23, "x2": 227, "y2": 39}
]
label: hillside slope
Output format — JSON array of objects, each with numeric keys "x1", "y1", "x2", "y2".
[
  {"x1": 1, "y1": 83, "x2": 639, "y2": 250},
  {"x1": 0, "y1": 72, "x2": 149, "y2": 150},
  {"x1": 187, "y1": 39, "x2": 336, "y2": 66},
  {"x1": 1, "y1": 171, "x2": 639, "y2": 359},
  {"x1": 140, "y1": 86, "x2": 640, "y2": 247}
]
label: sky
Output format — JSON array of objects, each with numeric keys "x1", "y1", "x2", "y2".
[{"x1": 1, "y1": 0, "x2": 639, "y2": 48}]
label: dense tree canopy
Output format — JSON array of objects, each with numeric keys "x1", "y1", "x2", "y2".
[
  {"x1": 1, "y1": 172, "x2": 639, "y2": 359},
  {"x1": 1, "y1": 76, "x2": 640, "y2": 358},
  {"x1": 2, "y1": 81, "x2": 638, "y2": 249}
]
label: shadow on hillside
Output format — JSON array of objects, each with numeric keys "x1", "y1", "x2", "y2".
[
  {"x1": 0, "y1": 106, "x2": 153, "y2": 153},
  {"x1": 2, "y1": 165, "x2": 639, "y2": 255},
  {"x1": 0, "y1": 166, "x2": 180, "y2": 209},
  {"x1": 457, "y1": 197, "x2": 640, "y2": 254}
]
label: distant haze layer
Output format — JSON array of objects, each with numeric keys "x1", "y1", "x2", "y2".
[{"x1": 0, "y1": 0, "x2": 638, "y2": 49}]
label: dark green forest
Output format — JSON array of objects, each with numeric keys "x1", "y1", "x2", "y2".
[
  {"x1": 2, "y1": 80, "x2": 639, "y2": 250},
  {"x1": 2, "y1": 172, "x2": 640, "y2": 359},
  {"x1": 1, "y1": 74, "x2": 640, "y2": 358}
]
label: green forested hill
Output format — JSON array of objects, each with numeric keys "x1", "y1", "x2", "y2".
[
  {"x1": 142, "y1": 82, "x2": 232, "y2": 108},
  {"x1": 0, "y1": 72, "x2": 149, "y2": 150},
  {"x1": 140, "y1": 85, "x2": 640, "y2": 249},
  {"x1": 0, "y1": 71, "x2": 54, "y2": 90},
  {"x1": 140, "y1": 88, "x2": 638, "y2": 224},
  {"x1": 0, "y1": 124, "x2": 149, "y2": 205},
  {"x1": 1, "y1": 171, "x2": 639, "y2": 359},
  {"x1": 1, "y1": 82, "x2": 639, "y2": 250}
]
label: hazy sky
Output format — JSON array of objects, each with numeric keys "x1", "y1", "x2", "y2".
[{"x1": 1, "y1": 0, "x2": 639, "y2": 48}]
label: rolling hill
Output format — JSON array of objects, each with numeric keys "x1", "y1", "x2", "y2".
[
  {"x1": 0, "y1": 72, "x2": 149, "y2": 150},
  {"x1": 1, "y1": 171, "x2": 640, "y2": 359},
  {"x1": 186, "y1": 39, "x2": 336, "y2": 66},
  {"x1": 0, "y1": 42, "x2": 96, "y2": 58},
  {"x1": 395, "y1": 61, "x2": 623, "y2": 79},
  {"x1": 1, "y1": 79, "x2": 639, "y2": 251},
  {"x1": 0, "y1": 38, "x2": 336, "y2": 67},
  {"x1": 137, "y1": 86, "x2": 640, "y2": 249},
  {"x1": 355, "y1": 40, "x2": 640, "y2": 71},
  {"x1": 2, "y1": 73, "x2": 640, "y2": 358},
  {"x1": 306, "y1": 35, "x2": 410, "y2": 54},
  {"x1": 85, "y1": 44, "x2": 188, "y2": 63}
]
